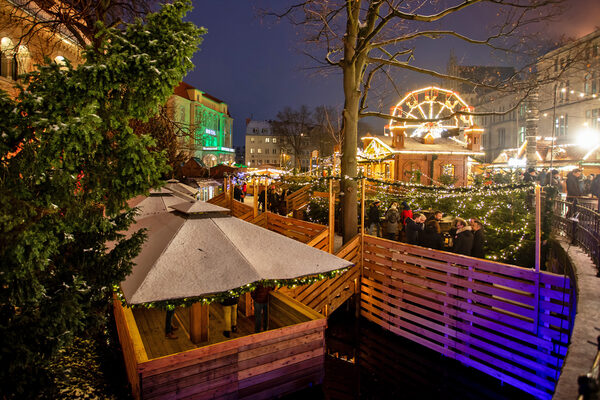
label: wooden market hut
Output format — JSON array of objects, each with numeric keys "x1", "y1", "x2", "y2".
[
  {"x1": 114, "y1": 194, "x2": 353, "y2": 400},
  {"x1": 358, "y1": 128, "x2": 484, "y2": 186}
]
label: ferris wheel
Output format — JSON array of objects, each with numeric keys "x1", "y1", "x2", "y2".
[{"x1": 389, "y1": 87, "x2": 474, "y2": 139}]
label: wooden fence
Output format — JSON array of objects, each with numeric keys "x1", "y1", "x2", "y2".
[
  {"x1": 360, "y1": 235, "x2": 573, "y2": 400},
  {"x1": 280, "y1": 235, "x2": 361, "y2": 316},
  {"x1": 114, "y1": 292, "x2": 326, "y2": 400},
  {"x1": 284, "y1": 185, "x2": 310, "y2": 214}
]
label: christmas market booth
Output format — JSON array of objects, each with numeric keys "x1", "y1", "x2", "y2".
[
  {"x1": 358, "y1": 87, "x2": 485, "y2": 186},
  {"x1": 113, "y1": 190, "x2": 353, "y2": 400}
]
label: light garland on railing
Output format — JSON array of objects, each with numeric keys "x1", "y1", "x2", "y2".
[{"x1": 115, "y1": 267, "x2": 350, "y2": 309}]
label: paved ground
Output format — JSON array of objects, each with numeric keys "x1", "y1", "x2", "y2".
[{"x1": 553, "y1": 237, "x2": 600, "y2": 399}]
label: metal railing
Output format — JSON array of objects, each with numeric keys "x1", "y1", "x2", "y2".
[{"x1": 550, "y1": 198, "x2": 600, "y2": 275}]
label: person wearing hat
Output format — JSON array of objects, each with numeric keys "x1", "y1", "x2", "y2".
[
  {"x1": 523, "y1": 167, "x2": 537, "y2": 183},
  {"x1": 367, "y1": 200, "x2": 382, "y2": 237},
  {"x1": 470, "y1": 218, "x2": 485, "y2": 258}
]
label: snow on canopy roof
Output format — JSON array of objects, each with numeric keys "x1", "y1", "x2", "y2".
[
  {"x1": 170, "y1": 200, "x2": 229, "y2": 214},
  {"x1": 120, "y1": 212, "x2": 353, "y2": 304}
]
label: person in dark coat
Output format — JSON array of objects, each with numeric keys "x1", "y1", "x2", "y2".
[
  {"x1": 451, "y1": 218, "x2": 474, "y2": 256},
  {"x1": 523, "y1": 167, "x2": 537, "y2": 183},
  {"x1": 233, "y1": 184, "x2": 243, "y2": 202},
  {"x1": 367, "y1": 200, "x2": 382, "y2": 237},
  {"x1": 420, "y1": 211, "x2": 444, "y2": 250},
  {"x1": 220, "y1": 295, "x2": 239, "y2": 338},
  {"x1": 405, "y1": 213, "x2": 426, "y2": 245},
  {"x1": 258, "y1": 189, "x2": 266, "y2": 212},
  {"x1": 251, "y1": 284, "x2": 273, "y2": 333},
  {"x1": 566, "y1": 169, "x2": 583, "y2": 201},
  {"x1": 165, "y1": 307, "x2": 178, "y2": 339},
  {"x1": 383, "y1": 202, "x2": 401, "y2": 240},
  {"x1": 470, "y1": 219, "x2": 485, "y2": 258}
]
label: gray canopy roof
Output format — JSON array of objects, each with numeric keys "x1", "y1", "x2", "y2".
[{"x1": 121, "y1": 201, "x2": 353, "y2": 305}]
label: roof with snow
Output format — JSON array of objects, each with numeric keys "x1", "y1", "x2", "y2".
[{"x1": 120, "y1": 198, "x2": 353, "y2": 304}]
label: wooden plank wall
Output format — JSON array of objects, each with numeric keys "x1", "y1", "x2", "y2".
[
  {"x1": 231, "y1": 199, "x2": 254, "y2": 221},
  {"x1": 265, "y1": 212, "x2": 328, "y2": 244},
  {"x1": 285, "y1": 185, "x2": 310, "y2": 214},
  {"x1": 207, "y1": 192, "x2": 229, "y2": 208},
  {"x1": 360, "y1": 235, "x2": 573, "y2": 400},
  {"x1": 113, "y1": 297, "x2": 145, "y2": 400},
  {"x1": 280, "y1": 235, "x2": 361, "y2": 316},
  {"x1": 134, "y1": 293, "x2": 326, "y2": 400}
]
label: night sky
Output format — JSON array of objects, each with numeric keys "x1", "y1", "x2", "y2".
[{"x1": 184, "y1": 0, "x2": 600, "y2": 147}]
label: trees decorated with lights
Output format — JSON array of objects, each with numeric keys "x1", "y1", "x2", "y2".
[
  {"x1": 272, "y1": 0, "x2": 565, "y2": 243},
  {"x1": 0, "y1": 1, "x2": 203, "y2": 396}
]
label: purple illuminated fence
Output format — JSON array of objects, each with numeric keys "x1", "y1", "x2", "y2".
[{"x1": 360, "y1": 236, "x2": 573, "y2": 400}]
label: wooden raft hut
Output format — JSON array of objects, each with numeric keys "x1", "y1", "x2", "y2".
[{"x1": 114, "y1": 194, "x2": 353, "y2": 400}]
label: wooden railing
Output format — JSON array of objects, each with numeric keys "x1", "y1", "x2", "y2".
[
  {"x1": 285, "y1": 185, "x2": 310, "y2": 214},
  {"x1": 280, "y1": 235, "x2": 361, "y2": 316},
  {"x1": 264, "y1": 212, "x2": 328, "y2": 245},
  {"x1": 550, "y1": 198, "x2": 600, "y2": 273},
  {"x1": 360, "y1": 235, "x2": 573, "y2": 400}
]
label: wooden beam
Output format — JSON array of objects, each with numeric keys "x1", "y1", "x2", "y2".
[
  {"x1": 190, "y1": 302, "x2": 209, "y2": 344},
  {"x1": 253, "y1": 181, "x2": 258, "y2": 218}
]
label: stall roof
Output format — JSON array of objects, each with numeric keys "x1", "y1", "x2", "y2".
[{"x1": 121, "y1": 201, "x2": 352, "y2": 304}]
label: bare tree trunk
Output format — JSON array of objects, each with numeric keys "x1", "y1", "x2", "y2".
[{"x1": 340, "y1": 3, "x2": 361, "y2": 243}]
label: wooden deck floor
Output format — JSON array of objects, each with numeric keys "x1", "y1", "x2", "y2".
[{"x1": 133, "y1": 303, "x2": 257, "y2": 360}]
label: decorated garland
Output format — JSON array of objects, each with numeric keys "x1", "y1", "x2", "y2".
[{"x1": 116, "y1": 267, "x2": 350, "y2": 309}]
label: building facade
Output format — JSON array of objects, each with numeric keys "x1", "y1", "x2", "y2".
[
  {"x1": 0, "y1": 2, "x2": 82, "y2": 96},
  {"x1": 168, "y1": 82, "x2": 234, "y2": 168},
  {"x1": 470, "y1": 30, "x2": 600, "y2": 167}
]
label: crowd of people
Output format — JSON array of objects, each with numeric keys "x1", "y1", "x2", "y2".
[
  {"x1": 521, "y1": 167, "x2": 600, "y2": 200},
  {"x1": 367, "y1": 200, "x2": 485, "y2": 258}
]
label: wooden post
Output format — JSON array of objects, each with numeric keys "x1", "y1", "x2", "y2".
[
  {"x1": 223, "y1": 177, "x2": 227, "y2": 196},
  {"x1": 189, "y1": 302, "x2": 209, "y2": 343},
  {"x1": 361, "y1": 178, "x2": 366, "y2": 235},
  {"x1": 253, "y1": 181, "x2": 258, "y2": 218},
  {"x1": 535, "y1": 184, "x2": 541, "y2": 273},
  {"x1": 264, "y1": 178, "x2": 268, "y2": 215},
  {"x1": 230, "y1": 177, "x2": 234, "y2": 209},
  {"x1": 329, "y1": 179, "x2": 335, "y2": 254}
]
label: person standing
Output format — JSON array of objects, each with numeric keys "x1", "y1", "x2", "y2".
[
  {"x1": 367, "y1": 200, "x2": 382, "y2": 237},
  {"x1": 451, "y1": 218, "x2": 473, "y2": 256},
  {"x1": 221, "y1": 295, "x2": 239, "y2": 338},
  {"x1": 165, "y1": 307, "x2": 178, "y2": 340},
  {"x1": 251, "y1": 284, "x2": 273, "y2": 333},
  {"x1": 400, "y1": 201, "x2": 413, "y2": 226},
  {"x1": 383, "y1": 202, "x2": 400, "y2": 240},
  {"x1": 470, "y1": 219, "x2": 485, "y2": 259},
  {"x1": 566, "y1": 169, "x2": 583, "y2": 202},
  {"x1": 523, "y1": 167, "x2": 537, "y2": 183},
  {"x1": 405, "y1": 213, "x2": 426, "y2": 245},
  {"x1": 233, "y1": 184, "x2": 243, "y2": 202},
  {"x1": 538, "y1": 168, "x2": 548, "y2": 187},
  {"x1": 420, "y1": 211, "x2": 444, "y2": 250}
]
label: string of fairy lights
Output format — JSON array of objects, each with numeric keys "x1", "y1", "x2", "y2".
[
  {"x1": 115, "y1": 268, "x2": 350, "y2": 310},
  {"x1": 127, "y1": 174, "x2": 540, "y2": 309}
]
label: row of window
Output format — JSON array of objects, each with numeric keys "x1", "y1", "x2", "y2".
[
  {"x1": 249, "y1": 148, "x2": 284, "y2": 154},
  {"x1": 248, "y1": 137, "x2": 277, "y2": 143},
  {"x1": 250, "y1": 128, "x2": 271, "y2": 134},
  {"x1": 587, "y1": 108, "x2": 600, "y2": 129},
  {"x1": 0, "y1": 37, "x2": 68, "y2": 81}
]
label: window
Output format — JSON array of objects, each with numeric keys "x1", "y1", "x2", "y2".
[
  {"x1": 262, "y1": 128, "x2": 268, "y2": 133},
  {"x1": 585, "y1": 74, "x2": 592, "y2": 95},
  {"x1": 265, "y1": 138, "x2": 270, "y2": 143},
  {"x1": 498, "y1": 128, "x2": 506, "y2": 147},
  {"x1": 554, "y1": 58, "x2": 559, "y2": 72},
  {"x1": 441, "y1": 164, "x2": 455, "y2": 179},
  {"x1": 519, "y1": 126, "x2": 526, "y2": 145},
  {"x1": 250, "y1": 148, "x2": 254, "y2": 154},
  {"x1": 556, "y1": 114, "x2": 568, "y2": 136},
  {"x1": 586, "y1": 109, "x2": 600, "y2": 129},
  {"x1": 265, "y1": 148, "x2": 269, "y2": 154},
  {"x1": 253, "y1": 128, "x2": 258, "y2": 133},
  {"x1": 0, "y1": 37, "x2": 17, "y2": 80},
  {"x1": 250, "y1": 137, "x2": 255, "y2": 143},
  {"x1": 272, "y1": 138, "x2": 277, "y2": 143},
  {"x1": 257, "y1": 148, "x2": 262, "y2": 154}
]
